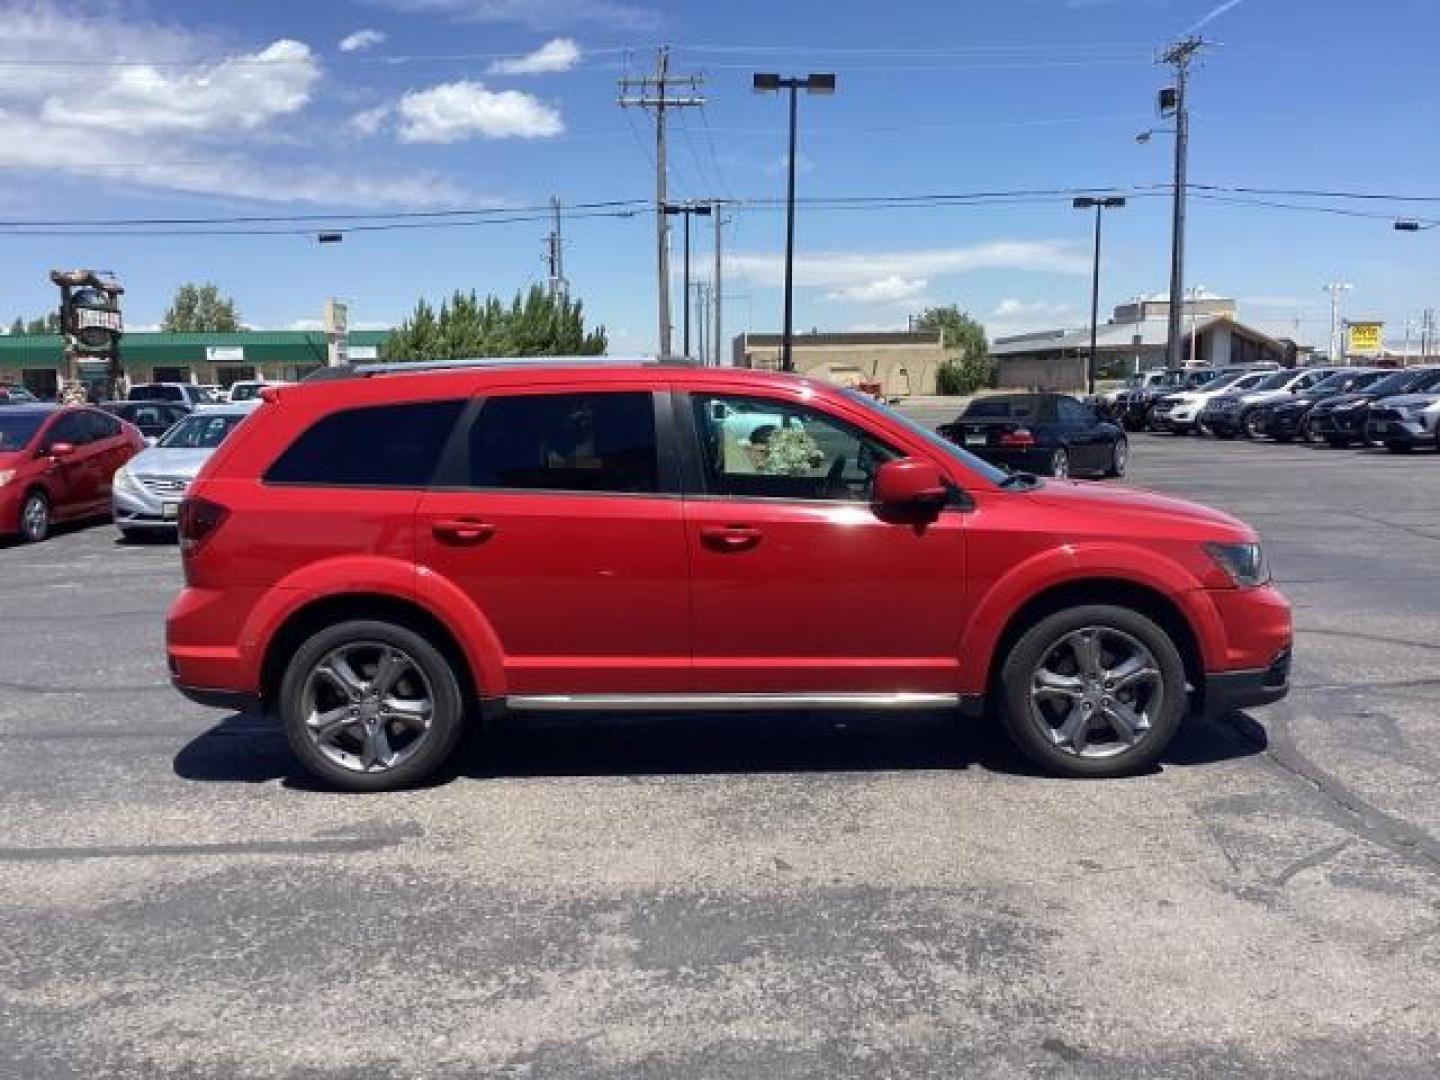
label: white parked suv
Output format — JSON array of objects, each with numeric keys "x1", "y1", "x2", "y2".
[{"x1": 1150, "y1": 369, "x2": 1274, "y2": 434}]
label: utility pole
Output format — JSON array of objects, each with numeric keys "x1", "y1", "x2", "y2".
[
  {"x1": 545, "y1": 196, "x2": 567, "y2": 300},
  {"x1": 695, "y1": 281, "x2": 711, "y2": 365},
  {"x1": 712, "y1": 202, "x2": 724, "y2": 366},
  {"x1": 1323, "y1": 282, "x2": 1352, "y2": 364},
  {"x1": 618, "y1": 48, "x2": 704, "y2": 358},
  {"x1": 1159, "y1": 36, "x2": 1204, "y2": 371}
]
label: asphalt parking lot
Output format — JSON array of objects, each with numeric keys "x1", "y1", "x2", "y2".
[{"x1": 2, "y1": 433, "x2": 1438, "y2": 1079}]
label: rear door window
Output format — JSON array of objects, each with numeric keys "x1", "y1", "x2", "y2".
[
  {"x1": 464, "y1": 392, "x2": 659, "y2": 494},
  {"x1": 265, "y1": 400, "x2": 465, "y2": 487}
]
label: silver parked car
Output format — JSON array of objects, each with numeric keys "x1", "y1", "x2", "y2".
[{"x1": 111, "y1": 402, "x2": 258, "y2": 539}]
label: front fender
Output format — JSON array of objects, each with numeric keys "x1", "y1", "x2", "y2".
[{"x1": 956, "y1": 542, "x2": 1225, "y2": 693}]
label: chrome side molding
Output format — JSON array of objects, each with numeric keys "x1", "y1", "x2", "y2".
[{"x1": 504, "y1": 692, "x2": 961, "y2": 713}]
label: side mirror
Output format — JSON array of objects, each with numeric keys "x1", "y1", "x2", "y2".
[
  {"x1": 873, "y1": 458, "x2": 948, "y2": 508},
  {"x1": 47, "y1": 441, "x2": 76, "y2": 460}
]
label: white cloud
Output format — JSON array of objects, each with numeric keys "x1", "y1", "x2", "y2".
[
  {"x1": 41, "y1": 39, "x2": 320, "y2": 134},
  {"x1": 396, "y1": 80, "x2": 562, "y2": 142},
  {"x1": 824, "y1": 276, "x2": 930, "y2": 304},
  {"x1": 369, "y1": 0, "x2": 656, "y2": 30},
  {"x1": 487, "y1": 37, "x2": 581, "y2": 75},
  {"x1": 339, "y1": 29, "x2": 387, "y2": 53},
  {"x1": 728, "y1": 241, "x2": 1090, "y2": 289},
  {"x1": 992, "y1": 298, "x2": 1077, "y2": 318},
  {"x1": 348, "y1": 105, "x2": 393, "y2": 136}
]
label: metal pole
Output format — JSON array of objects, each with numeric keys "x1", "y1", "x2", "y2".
[
  {"x1": 655, "y1": 50, "x2": 671, "y2": 358},
  {"x1": 1329, "y1": 290, "x2": 1339, "y2": 364},
  {"x1": 1165, "y1": 60, "x2": 1189, "y2": 371},
  {"x1": 713, "y1": 203, "x2": 723, "y2": 366},
  {"x1": 781, "y1": 83, "x2": 798, "y2": 372},
  {"x1": 1087, "y1": 202, "x2": 1102, "y2": 396},
  {"x1": 682, "y1": 210, "x2": 691, "y2": 357}
]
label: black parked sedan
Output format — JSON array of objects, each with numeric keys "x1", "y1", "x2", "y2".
[
  {"x1": 937, "y1": 393, "x2": 1127, "y2": 479},
  {"x1": 99, "y1": 399, "x2": 191, "y2": 441}
]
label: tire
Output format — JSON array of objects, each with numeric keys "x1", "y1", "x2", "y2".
[
  {"x1": 279, "y1": 619, "x2": 466, "y2": 792},
  {"x1": 997, "y1": 604, "x2": 1187, "y2": 779},
  {"x1": 1105, "y1": 437, "x2": 1128, "y2": 478},
  {"x1": 1387, "y1": 443, "x2": 1412, "y2": 454},
  {"x1": 18, "y1": 489, "x2": 49, "y2": 543},
  {"x1": 1325, "y1": 436, "x2": 1349, "y2": 448},
  {"x1": 1212, "y1": 429, "x2": 1236, "y2": 440},
  {"x1": 1048, "y1": 448, "x2": 1070, "y2": 479}
]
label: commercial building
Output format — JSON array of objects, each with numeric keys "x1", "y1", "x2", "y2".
[
  {"x1": 731, "y1": 330, "x2": 947, "y2": 396},
  {"x1": 990, "y1": 293, "x2": 1291, "y2": 392},
  {"x1": 0, "y1": 329, "x2": 393, "y2": 399}
]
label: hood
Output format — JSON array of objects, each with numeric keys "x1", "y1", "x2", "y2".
[
  {"x1": 1378, "y1": 393, "x2": 1440, "y2": 410},
  {"x1": 1310, "y1": 391, "x2": 1370, "y2": 413},
  {"x1": 1028, "y1": 479, "x2": 1250, "y2": 537},
  {"x1": 125, "y1": 446, "x2": 215, "y2": 478},
  {"x1": 1239, "y1": 388, "x2": 1290, "y2": 405}
]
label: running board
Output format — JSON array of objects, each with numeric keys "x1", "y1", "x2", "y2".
[{"x1": 504, "y1": 692, "x2": 962, "y2": 713}]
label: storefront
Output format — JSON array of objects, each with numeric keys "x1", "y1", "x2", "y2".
[{"x1": 0, "y1": 329, "x2": 392, "y2": 397}]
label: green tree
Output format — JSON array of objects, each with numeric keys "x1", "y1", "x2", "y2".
[
  {"x1": 161, "y1": 282, "x2": 241, "y2": 332},
  {"x1": 19, "y1": 312, "x2": 60, "y2": 335},
  {"x1": 8, "y1": 317, "x2": 24, "y2": 336},
  {"x1": 381, "y1": 286, "x2": 607, "y2": 362},
  {"x1": 915, "y1": 304, "x2": 992, "y2": 394}
]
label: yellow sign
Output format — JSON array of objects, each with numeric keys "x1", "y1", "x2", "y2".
[{"x1": 1346, "y1": 321, "x2": 1383, "y2": 357}]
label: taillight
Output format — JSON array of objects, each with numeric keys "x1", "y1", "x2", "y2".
[
  {"x1": 999, "y1": 429, "x2": 1036, "y2": 448},
  {"x1": 179, "y1": 496, "x2": 228, "y2": 556}
]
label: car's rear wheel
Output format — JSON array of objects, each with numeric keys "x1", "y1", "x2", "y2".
[
  {"x1": 1105, "y1": 437, "x2": 1128, "y2": 478},
  {"x1": 280, "y1": 620, "x2": 464, "y2": 791},
  {"x1": 1325, "y1": 436, "x2": 1350, "y2": 448},
  {"x1": 1048, "y1": 448, "x2": 1070, "y2": 479},
  {"x1": 997, "y1": 605, "x2": 1186, "y2": 778},
  {"x1": 19, "y1": 490, "x2": 49, "y2": 543}
]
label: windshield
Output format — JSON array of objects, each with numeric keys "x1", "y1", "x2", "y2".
[
  {"x1": 961, "y1": 395, "x2": 1042, "y2": 420},
  {"x1": 1193, "y1": 372, "x2": 1244, "y2": 393},
  {"x1": 1365, "y1": 369, "x2": 1433, "y2": 397},
  {"x1": 1253, "y1": 370, "x2": 1297, "y2": 391},
  {"x1": 156, "y1": 412, "x2": 247, "y2": 449},
  {"x1": 130, "y1": 385, "x2": 182, "y2": 402},
  {"x1": 0, "y1": 413, "x2": 46, "y2": 451},
  {"x1": 842, "y1": 390, "x2": 1010, "y2": 486},
  {"x1": 1311, "y1": 369, "x2": 1359, "y2": 393},
  {"x1": 229, "y1": 383, "x2": 260, "y2": 401}
]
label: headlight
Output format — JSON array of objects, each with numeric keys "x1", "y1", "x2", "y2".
[
  {"x1": 0, "y1": 468, "x2": 14, "y2": 486},
  {"x1": 113, "y1": 465, "x2": 137, "y2": 491},
  {"x1": 1205, "y1": 542, "x2": 1270, "y2": 588}
]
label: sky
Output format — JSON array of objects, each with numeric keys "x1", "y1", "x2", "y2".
[{"x1": 0, "y1": 0, "x2": 1435, "y2": 353}]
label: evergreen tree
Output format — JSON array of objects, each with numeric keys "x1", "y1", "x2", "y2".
[{"x1": 382, "y1": 286, "x2": 607, "y2": 361}]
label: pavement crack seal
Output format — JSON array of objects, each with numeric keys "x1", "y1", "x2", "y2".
[
  {"x1": 1223, "y1": 706, "x2": 1440, "y2": 876},
  {"x1": 0, "y1": 836, "x2": 407, "y2": 862}
]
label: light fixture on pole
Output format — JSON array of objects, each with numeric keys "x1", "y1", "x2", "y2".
[
  {"x1": 1072, "y1": 195, "x2": 1126, "y2": 396},
  {"x1": 1322, "y1": 282, "x2": 1352, "y2": 365},
  {"x1": 316, "y1": 232, "x2": 344, "y2": 244},
  {"x1": 753, "y1": 71, "x2": 835, "y2": 372}
]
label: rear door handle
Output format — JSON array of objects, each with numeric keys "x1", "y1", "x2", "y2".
[
  {"x1": 699, "y1": 524, "x2": 763, "y2": 552},
  {"x1": 432, "y1": 518, "x2": 496, "y2": 544}
]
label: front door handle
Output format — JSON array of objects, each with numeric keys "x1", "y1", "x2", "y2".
[
  {"x1": 432, "y1": 518, "x2": 496, "y2": 545},
  {"x1": 699, "y1": 524, "x2": 763, "y2": 552}
]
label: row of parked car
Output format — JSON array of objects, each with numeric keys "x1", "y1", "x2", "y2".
[
  {"x1": 1104, "y1": 363, "x2": 1440, "y2": 452},
  {"x1": 0, "y1": 382, "x2": 274, "y2": 543}
]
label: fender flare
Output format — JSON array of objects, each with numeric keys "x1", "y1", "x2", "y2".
[{"x1": 956, "y1": 543, "x2": 1224, "y2": 692}]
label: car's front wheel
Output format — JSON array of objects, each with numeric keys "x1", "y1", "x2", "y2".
[
  {"x1": 1105, "y1": 437, "x2": 1128, "y2": 478},
  {"x1": 280, "y1": 620, "x2": 465, "y2": 791},
  {"x1": 997, "y1": 605, "x2": 1187, "y2": 778}
]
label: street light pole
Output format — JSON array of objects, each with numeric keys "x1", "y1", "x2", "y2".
[
  {"x1": 1073, "y1": 195, "x2": 1126, "y2": 396},
  {"x1": 1323, "y1": 282, "x2": 1352, "y2": 365},
  {"x1": 753, "y1": 72, "x2": 835, "y2": 372},
  {"x1": 662, "y1": 202, "x2": 712, "y2": 359}
]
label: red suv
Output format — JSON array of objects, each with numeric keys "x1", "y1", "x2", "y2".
[
  {"x1": 167, "y1": 363, "x2": 1292, "y2": 790},
  {"x1": 1, "y1": 404, "x2": 145, "y2": 542}
]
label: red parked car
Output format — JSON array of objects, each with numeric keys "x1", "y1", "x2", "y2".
[
  {"x1": 0, "y1": 404, "x2": 145, "y2": 542},
  {"x1": 167, "y1": 363, "x2": 1292, "y2": 790}
]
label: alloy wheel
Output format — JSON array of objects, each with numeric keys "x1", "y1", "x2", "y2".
[
  {"x1": 1027, "y1": 626, "x2": 1163, "y2": 759},
  {"x1": 299, "y1": 641, "x2": 435, "y2": 774},
  {"x1": 20, "y1": 492, "x2": 48, "y2": 542}
]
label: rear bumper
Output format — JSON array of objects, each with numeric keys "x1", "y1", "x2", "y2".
[
  {"x1": 1204, "y1": 650, "x2": 1291, "y2": 716},
  {"x1": 171, "y1": 679, "x2": 262, "y2": 713},
  {"x1": 970, "y1": 446, "x2": 1053, "y2": 473}
]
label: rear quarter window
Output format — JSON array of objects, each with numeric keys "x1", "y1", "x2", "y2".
[{"x1": 264, "y1": 399, "x2": 466, "y2": 488}]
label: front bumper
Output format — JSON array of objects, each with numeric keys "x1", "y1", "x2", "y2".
[
  {"x1": 113, "y1": 477, "x2": 186, "y2": 530},
  {"x1": 1204, "y1": 650, "x2": 1291, "y2": 716},
  {"x1": 0, "y1": 482, "x2": 22, "y2": 536},
  {"x1": 1200, "y1": 408, "x2": 1244, "y2": 434},
  {"x1": 1310, "y1": 408, "x2": 1370, "y2": 440},
  {"x1": 1366, "y1": 414, "x2": 1433, "y2": 448}
]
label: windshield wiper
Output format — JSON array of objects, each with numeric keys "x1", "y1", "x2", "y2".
[{"x1": 998, "y1": 471, "x2": 1039, "y2": 490}]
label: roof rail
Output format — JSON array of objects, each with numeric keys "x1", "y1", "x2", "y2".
[{"x1": 301, "y1": 355, "x2": 698, "y2": 382}]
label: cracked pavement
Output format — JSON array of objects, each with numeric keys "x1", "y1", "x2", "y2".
[{"x1": 0, "y1": 431, "x2": 1437, "y2": 1078}]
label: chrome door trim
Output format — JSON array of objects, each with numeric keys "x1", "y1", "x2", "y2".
[{"x1": 504, "y1": 692, "x2": 961, "y2": 713}]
